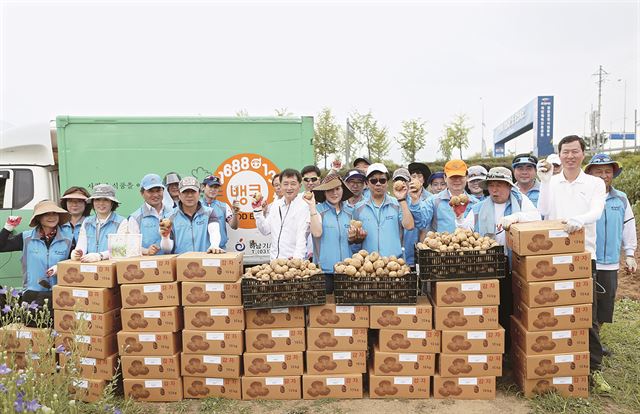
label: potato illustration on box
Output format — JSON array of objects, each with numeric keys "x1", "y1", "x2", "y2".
[
  {"x1": 438, "y1": 380, "x2": 463, "y2": 397},
  {"x1": 373, "y1": 380, "x2": 398, "y2": 397}
]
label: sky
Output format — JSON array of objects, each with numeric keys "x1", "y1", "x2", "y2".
[{"x1": 1, "y1": 0, "x2": 637, "y2": 163}]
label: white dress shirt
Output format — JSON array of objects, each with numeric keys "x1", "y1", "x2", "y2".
[
  {"x1": 255, "y1": 196, "x2": 310, "y2": 260},
  {"x1": 537, "y1": 170, "x2": 606, "y2": 259}
]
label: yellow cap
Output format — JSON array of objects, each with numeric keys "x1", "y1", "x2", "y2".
[{"x1": 444, "y1": 159, "x2": 468, "y2": 177}]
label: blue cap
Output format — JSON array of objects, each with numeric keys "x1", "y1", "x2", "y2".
[
  {"x1": 427, "y1": 171, "x2": 445, "y2": 184},
  {"x1": 202, "y1": 175, "x2": 221, "y2": 186},
  {"x1": 585, "y1": 153, "x2": 622, "y2": 178},
  {"x1": 140, "y1": 174, "x2": 165, "y2": 190},
  {"x1": 343, "y1": 169, "x2": 366, "y2": 182},
  {"x1": 512, "y1": 154, "x2": 538, "y2": 168}
]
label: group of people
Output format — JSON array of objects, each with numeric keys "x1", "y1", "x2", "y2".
[{"x1": 0, "y1": 134, "x2": 635, "y2": 390}]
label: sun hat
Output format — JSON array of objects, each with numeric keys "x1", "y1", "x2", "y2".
[
  {"x1": 87, "y1": 184, "x2": 120, "y2": 204},
  {"x1": 30, "y1": 200, "x2": 71, "y2": 227},
  {"x1": 585, "y1": 153, "x2": 622, "y2": 178},
  {"x1": 481, "y1": 167, "x2": 517, "y2": 189},
  {"x1": 312, "y1": 175, "x2": 353, "y2": 203}
]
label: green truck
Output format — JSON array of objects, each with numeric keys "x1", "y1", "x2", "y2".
[{"x1": 0, "y1": 116, "x2": 315, "y2": 288}]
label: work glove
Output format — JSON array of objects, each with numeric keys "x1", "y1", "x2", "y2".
[
  {"x1": 207, "y1": 247, "x2": 225, "y2": 254},
  {"x1": 625, "y1": 256, "x2": 637, "y2": 273},
  {"x1": 563, "y1": 218, "x2": 584, "y2": 234},
  {"x1": 232, "y1": 199, "x2": 241, "y2": 214},
  {"x1": 80, "y1": 253, "x2": 102, "y2": 263},
  {"x1": 537, "y1": 160, "x2": 553, "y2": 183},
  {"x1": 4, "y1": 216, "x2": 21, "y2": 232},
  {"x1": 498, "y1": 214, "x2": 519, "y2": 231},
  {"x1": 159, "y1": 219, "x2": 172, "y2": 238},
  {"x1": 46, "y1": 265, "x2": 57, "y2": 277},
  {"x1": 70, "y1": 249, "x2": 83, "y2": 261},
  {"x1": 146, "y1": 245, "x2": 160, "y2": 256}
]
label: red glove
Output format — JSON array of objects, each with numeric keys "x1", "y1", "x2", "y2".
[{"x1": 5, "y1": 216, "x2": 21, "y2": 231}]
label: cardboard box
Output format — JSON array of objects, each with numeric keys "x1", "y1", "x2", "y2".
[
  {"x1": 54, "y1": 308, "x2": 121, "y2": 336},
  {"x1": 433, "y1": 375, "x2": 496, "y2": 399},
  {"x1": 245, "y1": 307, "x2": 306, "y2": 329},
  {"x1": 308, "y1": 297, "x2": 369, "y2": 328},
  {"x1": 57, "y1": 259, "x2": 116, "y2": 288},
  {"x1": 121, "y1": 353, "x2": 181, "y2": 379},
  {"x1": 441, "y1": 328, "x2": 505, "y2": 354},
  {"x1": 121, "y1": 282, "x2": 180, "y2": 309},
  {"x1": 512, "y1": 252, "x2": 592, "y2": 282},
  {"x1": 507, "y1": 220, "x2": 585, "y2": 256},
  {"x1": 2, "y1": 352, "x2": 54, "y2": 374},
  {"x1": 121, "y1": 306, "x2": 182, "y2": 332},
  {"x1": 183, "y1": 306, "x2": 244, "y2": 330},
  {"x1": 180, "y1": 353, "x2": 241, "y2": 378},
  {"x1": 302, "y1": 374, "x2": 363, "y2": 399},
  {"x1": 510, "y1": 316, "x2": 589, "y2": 355},
  {"x1": 52, "y1": 285, "x2": 120, "y2": 313},
  {"x1": 1, "y1": 326, "x2": 50, "y2": 353},
  {"x1": 55, "y1": 332, "x2": 117, "y2": 359},
  {"x1": 182, "y1": 330, "x2": 244, "y2": 355},
  {"x1": 59, "y1": 353, "x2": 118, "y2": 380},
  {"x1": 369, "y1": 374, "x2": 430, "y2": 399},
  {"x1": 306, "y1": 350, "x2": 367, "y2": 375},
  {"x1": 438, "y1": 353, "x2": 502, "y2": 377},
  {"x1": 513, "y1": 302, "x2": 592, "y2": 332},
  {"x1": 512, "y1": 346, "x2": 589, "y2": 379},
  {"x1": 433, "y1": 279, "x2": 500, "y2": 307},
  {"x1": 123, "y1": 378, "x2": 184, "y2": 402},
  {"x1": 182, "y1": 281, "x2": 242, "y2": 306},
  {"x1": 434, "y1": 305, "x2": 500, "y2": 330},
  {"x1": 69, "y1": 378, "x2": 108, "y2": 403},
  {"x1": 513, "y1": 367, "x2": 589, "y2": 398},
  {"x1": 241, "y1": 375, "x2": 301, "y2": 400},
  {"x1": 183, "y1": 376, "x2": 241, "y2": 400},
  {"x1": 372, "y1": 348, "x2": 435, "y2": 376},
  {"x1": 176, "y1": 252, "x2": 243, "y2": 282},
  {"x1": 116, "y1": 255, "x2": 177, "y2": 284},
  {"x1": 244, "y1": 352, "x2": 303, "y2": 376},
  {"x1": 370, "y1": 297, "x2": 432, "y2": 329},
  {"x1": 117, "y1": 331, "x2": 181, "y2": 356},
  {"x1": 378, "y1": 330, "x2": 440, "y2": 353},
  {"x1": 513, "y1": 275, "x2": 593, "y2": 308},
  {"x1": 306, "y1": 327, "x2": 368, "y2": 351},
  {"x1": 245, "y1": 328, "x2": 305, "y2": 353}
]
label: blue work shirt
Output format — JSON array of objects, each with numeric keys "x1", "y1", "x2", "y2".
[
  {"x1": 22, "y1": 227, "x2": 72, "y2": 291},
  {"x1": 129, "y1": 203, "x2": 173, "y2": 254},
  {"x1": 353, "y1": 195, "x2": 409, "y2": 258},
  {"x1": 414, "y1": 190, "x2": 478, "y2": 233},
  {"x1": 83, "y1": 213, "x2": 125, "y2": 253},
  {"x1": 168, "y1": 202, "x2": 219, "y2": 253},
  {"x1": 313, "y1": 201, "x2": 354, "y2": 273}
]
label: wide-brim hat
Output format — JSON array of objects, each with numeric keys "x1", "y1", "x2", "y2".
[
  {"x1": 87, "y1": 184, "x2": 120, "y2": 204},
  {"x1": 408, "y1": 162, "x2": 432, "y2": 188},
  {"x1": 481, "y1": 167, "x2": 517, "y2": 189},
  {"x1": 585, "y1": 153, "x2": 622, "y2": 178},
  {"x1": 312, "y1": 176, "x2": 353, "y2": 203},
  {"x1": 60, "y1": 192, "x2": 88, "y2": 201},
  {"x1": 30, "y1": 200, "x2": 71, "y2": 227}
]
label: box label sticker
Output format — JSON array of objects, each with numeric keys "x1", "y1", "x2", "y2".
[
  {"x1": 202, "y1": 259, "x2": 221, "y2": 267},
  {"x1": 205, "y1": 283, "x2": 225, "y2": 292},
  {"x1": 143, "y1": 285, "x2": 161, "y2": 293},
  {"x1": 397, "y1": 307, "x2": 416, "y2": 315},
  {"x1": 461, "y1": 283, "x2": 481, "y2": 291},
  {"x1": 266, "y1": 354, "x2": 285, "y2": 362},
  {"x1": 407, "y1": 331, "x2": 426, "y2": 339},
  {"x1": 203, "y1": 356, "x2": 222, "y2": 364},
  {"x1": 140, "y1": 261, "x2": 157, "y2": 269},
  {"x1": 144, "y1": 357, "x2": 162, "y2": 365},
  {"x1": 75, "y1": 312, "x2": 92, "y2": 321},
  {"x1": 80, "y1": 357, "x2": 96, "y2": 366},
  {"x1": 206, "y1": 378, "x2": 224, "y2": 386},
  {"x1": 144, "y1": 310, "x2": 161, "y2": 318},
  {"x1": 265, "y1": 377, "x2": 284, "y2": 385},
  {"x1": 463, "y1": 307, "x2": 483, "y2": 316},
  {"x1": 554, "y1": 281, "x2": 575, "y2": 291},
  {"x1": 468, "y1": 355, "x2": 488, "y2": 363},
  {"x1": 335, "y1": 306, "x2": 354, "y2": 314},
  {"x1": 333, "y1": 352, "x2": 351, "y2": 360},
  {"x1": 75, "y1": 335, "x2": 90, "y2": 344},
  {"x1": 458, "y1": 377, "x2": 478, "y2": 385},
  {"x1": 210, "y1": 308, "x2": 229, "y2": 316},
  {"x1": 552, "y1": 331, "x2": 571, "y2": 339},
  {"x1": 334, "y1": 329, "x2": 352, "y2": 337},
  {"x1": 394, "y1": 377, "x2": 413, "y2": 385},
  {"x1": 326, "y1": 377, "x2": 345, "y2": 386},
  {"x1": 138, "y1": 334, "x2": 156, "y2": 342},
  {"x1": 555, "y1": 355, "x2": 575, "y2": 363},
  {"x1": 206, "y1": 332, "x2": 225, "y2": 341},
  {"x1": 270, "y1": 308, "x2": 289, "y2": 314},
  {"x1": 554, "y1": 307, "x2": 574, "y2": 316},
  {"x1": 271, "y1": 330, "x2": 290, "y2": 338},
  {"x1": 72, "y1": 289, "x2": 88, "y2": 298},
  {"x1": 80, "y1": 265, "x2": 97, "y2": 273},
  {"x1": 467, "y1": 331, "x2": 487, "y2": 340},
  {"x1": 549, "y1": 230, "x2": 569, "y2": 238},
  {"x1": 74, "y1": 380, "x2": 89, "y2": 389},
  {"x1": 16, "y1": 331, "x2": 32, "y2": 339},
  {"x1": 144, "y1": 380, "x2": 162, "y2": 388},
  {"x1": 552, "y1": 377, "x2": 573, "y2": 385},
  {"x1": 553, "y1": 256, "x2": 573, "y2": 265},
  {"x1": 399, "y1": 354, "x2": 418, "y2": 362}
]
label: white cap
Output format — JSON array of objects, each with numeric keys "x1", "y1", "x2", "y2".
[
  {"x1": 366, "y1": 162, "x2": 389, "y2": 177},
  {"x1": 547, "y1": 153, "x2": 561, "y2": 166}
]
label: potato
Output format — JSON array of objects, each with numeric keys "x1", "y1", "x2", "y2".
[
  {"x1": 459, "y1": 194, "x2": 469, "y2": 204},
  {"x1": 350, "y1": 220, "x2": 363, "y2": 228},
  {"x1": 308, "y1": 262, "x2": 317, "y2": 270},
  {"x1": 393, "y1": 181, "x2": 405, "y2": 191},
  {"x1": 373, "y1": 259, "x2": 385, "y2": 270},
  {"x1": 359, "y1": 249, "x2": 368, "y2": 258},
  {"x1": 369, "y1": 252, "x2": 380, "y2": 262},
  {"x1": 363, "y1": 261, "x2": 374, "y2": 273},
  {"x1": 345, "y1": 265, "x2": 357, "y2": 276},
  {"x1": 375, "y1": 267, "x2": 384, "y2": 276},
  {"x1": 450, "y1": 195, "x2": 460, "y2": 205},
  {"x1": 389, "y1": 271, "x2": 398, "y2": 277},
  {"x1": 397, "y1": 258, "x2": 405, "y2": 266}
]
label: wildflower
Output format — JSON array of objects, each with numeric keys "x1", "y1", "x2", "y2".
[
  {"x1": 69, "y1": 400, "x2": 76, "y2": 406},
  {"x1": 25, "y1": 399, "x2": 41, "y2": 412},
  {"x1": 1, "y1": 305, "x2": 11, "y2": 314},
  {"x1": 14, "y1": 391, "x2": 25, "y2": 412},
  {"x1": 0, "y1": 364, "x2": 11, "y2": 375},
  {"x1": 0, "y1": 383, "x2": 7, "y2": 392},
  {"x1": 54, "y1": 344, "x2": 66, "y2": 354},
  {"x1": 28, "y1": 301, "x2": 38, "y2": 310},
  {"x1": 0, "y1": 287, "x2": 7, "y2": 295},
  {"x1": 41, "y1": 406, "x2": 53, "y2": 414},
  {"x1": 16, "y1": 373, "x2": 26, "y2": 386},
  {"x1": 20, "y1": 301, "x2": 29, "y2": 309},
  {"x1": 10, "y1": 288, "x2": 20, "y2": 298},
  {"x1": 51, "y1": 329, "x2": 60, "y2": 338}
]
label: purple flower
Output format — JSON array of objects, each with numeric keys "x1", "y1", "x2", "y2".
[
  {"x1": 1, "y1": 305, "x2": 10, "y2": 314},
  {"x1": 0, "y1": 364, "x2": 11, "y2": 375},
  {"x1": 20, "y1": 301, "x2": 29, "y2": 309},
  {"x1": 16, "y1": 374, "x2": 26, "y2": 386},
  {"x1": 54, "y1": 344, "x2": 66, "y2": 354},
  {"x1": 0, "y1": 287, "x2": 7, "y2": 295},
  {"x1": 25, "y1": 399, "x2": 41, "y2": 412},
  {"x1": 10, "y1": 288, "x2": 20, "y2": 298},
  {"x1": 51, "y1": 329, "x2": 59, "y2": 338},
  {"x1": 0, "y1": 383, "x2": 7, "y2": 393},
  {"x1": 14, "y1": 391, "x2": 24, "y2": 412},
  {"x1": 114, "y1": 408, "x2": 122, "y2": 414},
  {"x1": 28, "y1": 301, "x2": 38, "y2": 310}
]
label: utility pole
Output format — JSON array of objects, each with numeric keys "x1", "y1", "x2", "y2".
[
  {"x1": 592, "y1": 65, "x2": 609, "y2": 150},
  {"x1": 345, "y1": 118, "x2": 352, "y2": 165},
  {"x1": 617, "y1": 78, "x2": 627, "y2": 151},
  {"x1": 480, "y1": 97, "x2": 487, "y2": 157}
]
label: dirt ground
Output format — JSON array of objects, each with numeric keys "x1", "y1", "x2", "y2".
[{"x1": 614, "y1": 227, "x2": 640, "y2": 300}]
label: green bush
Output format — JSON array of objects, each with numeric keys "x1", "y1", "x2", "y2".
[{"x1": 613, "y1": 165, "x2": 640, "y2": 205}]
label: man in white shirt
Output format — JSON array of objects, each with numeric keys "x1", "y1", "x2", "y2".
[
  {"x1": 537, "y1": 135, "x2": 609, "y2": 391},
  {"x1": 254, "y1": 168, "x2": 310, "y2": 260}
]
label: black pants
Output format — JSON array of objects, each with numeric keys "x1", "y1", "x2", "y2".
[
  {"x1": 596, "y1": 269, "x2": 618, "y2": 324},
  {"x1": 589, "y1": 260, "x2": 603, "y2": 371}
]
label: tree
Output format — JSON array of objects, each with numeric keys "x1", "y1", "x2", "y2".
[
  {"x1": 369, "y1": 126, "x2": 390, "y2": 163},
  {"x1": 439, "y1": 114, "x2": 473, "y2": 159},
  {"x1": 397, "y1": 118, "x2": 427, "y2": 163},
  {"x1": 314, "y1": 108, "x2": 341, "y2": 169},
  {"x1": 235, "y1": 109, "x2": 249, "y2": 117},
  {"x1": 350, "y1": 111, "x2": 388, "y2": 162},
  {"x1": 275, "y1": 108, "x2": 293, "y2": 117}
]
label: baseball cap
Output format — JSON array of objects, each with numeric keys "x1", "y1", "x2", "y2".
[
  {"x1": 392, "y1": 167, "x2": 411, "y2": 182},
  {"x1": 353, "y1": 156, "x2": 371, "y2": 167},
  {"x1": 179, "y1": 176, "x2": 200, "y2": 192},
  {"x1": 467, "y1": 165, "x2": 488, "y2": 182},
  {"x1": 512, "y1": 153, "x2": 538, "y2": 168},
  {"x1": 140, "y1": 173, "x2": 165, "y2": 190},
  {"x1": 202, "y1": 175, "x2": 221, "y2": 186},
  {"x1": 343, "y1": 169, "x2": 366, "y2": 182},
  {"x1": 547, "y1": 153, "x2": 561, "y2": 166},
  {"x1": 366, "y1": 162, "x2": 389, "y2": 178},
  {"x1": 163, "y1": 172, "x2": 181, "y2": 186},
  {"x1": 427, "y1": 171, "x2": 445, "y2": 184},
  {"x1": 444, "y1": 160, "x2": 468, "y2": 177}
]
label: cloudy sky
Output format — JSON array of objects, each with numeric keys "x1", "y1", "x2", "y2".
[{"x1": 1, "y1": 0, "x2": 637, "y2": 163}]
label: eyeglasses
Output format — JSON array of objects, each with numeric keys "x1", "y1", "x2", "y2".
[
  {"x1": 369, "y1": 178, "x2": 388, "y2": 185},
  {"x1": 303, "y1": 177, "x2": 319, "y2": 183}
]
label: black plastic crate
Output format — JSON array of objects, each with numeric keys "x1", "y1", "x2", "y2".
[
  {"x1": 415, "y1": 245, "x2": 507, "y2": 282},
  {"x1": 241, "y1": 274, "x2": 327, "y2": 309},
  {"x1": 333, "y1": 273, "x2": 418, "y2": 305}
]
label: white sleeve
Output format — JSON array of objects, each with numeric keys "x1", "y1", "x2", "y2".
[
  {"x1": 75, "y1": 222, "x2": 88, "y2": 253},
  {"x1": 224, "y1": 204, "x2": 233, "y2": 222},
  {"x1": 537, "y1": 180, "x2": 551, "y2": 218},
  {"x1": 575, "y1": 179, "x2": 606, "y2": 225},
  {"x1": 294, "y1": 205, "x2": 311, "y2": 259},
  {"x1": 254, "y1": 210, "x2": 271, "y2": 236},
  {"x1": 208, "y1": 222, "x2": 222, "y2": 250},
  {"x1": 117, "y1": 219, "x2": 129, "y2": 234},
  {"x1": 514, "y1": 195, "x2": 542, "y2": 222},
  {"x1": 623, "y1": 197, "x2": 637, "y2": 256},
  {"x1": 127, "y1": 216, "x2": 140, "y2": 235}
]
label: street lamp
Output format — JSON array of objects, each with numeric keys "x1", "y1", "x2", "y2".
[{"x1": 617, "y1": 78, "x2": 627, "y2": 150}]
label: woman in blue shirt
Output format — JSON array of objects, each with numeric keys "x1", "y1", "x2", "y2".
[{"x1": 59, "y1": 186, "x2": 91, "y2": 250}]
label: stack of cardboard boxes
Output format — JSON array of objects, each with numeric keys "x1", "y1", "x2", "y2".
[
  {"x1": 53, "y1": 259, "x2": 120, "y2": 402},
  {"x1": 176, "y1": 252, "x2": 244, "y2": 400},
  {"x1": 303, "y1": 297, "x2": 367, "y2": 399},
  {"x1": 115, "y1": 255, "x2": 183, "y2": 402},
  {"x1": 432, "y1": 280, "x2": 503, "y2": 399},
  {"x1": 508, "y1": 221, "x2": 592, "y2": 398},
  {"x1": 369, "y1": 297, "x2": 435, "y2": 399}
]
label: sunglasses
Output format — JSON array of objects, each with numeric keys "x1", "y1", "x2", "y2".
[
  {"x1": 369, "y1": 178, "x2": 388, "y2": 185},
  {"x1": 303, "y1": 177, "x2": 319, "y2": 183}
]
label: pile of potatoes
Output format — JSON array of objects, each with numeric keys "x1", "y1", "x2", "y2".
[
  {"x1": 448, "y1": 194, "x2": 470, "y2": 207},
  {"x1": 416, "y1": 227, "x2": 499, "y2": 253},
  {"x1": 333, "y1": 250, "x2": 412, "y2": 278},
  {"x1": 244, "y1": 259, "x2": 322, "y2": 282}
]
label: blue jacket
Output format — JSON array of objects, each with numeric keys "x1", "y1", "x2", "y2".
[
  {"x1": 353, "y1": 195, "x2": 406, "y2": 258},
  {"x1": 202, "y1": 199, "x2": 230, "y2": 249},
  {"x1": 313, "y1": 202, "x2": 354, "y2": 273},
  {"x1": 129, "y1": 204, "x2": 172, "y2": 254},
  {"x1": 60, "y1": 217, "x2": 85, "y2": 246},
  {"x1": 83, "y1": 213, "x2": 125, "y2": 253},
  {"x1": 524, "y1": 182, "x2": 540, "y2": 207},
  {"x1": 403, "y1": 190, "x2": 433, "y2": 266},
  {"x1": 414, "y1": 190, "x2": 478, "y2": 233},
  {"x1": 596, "y1": 188, "x2": 630, "y2": 265},
  {"x1": 22, "y1": 227, "x2": 72, "y2": 291},
  {"x1": 470, "y1": 190, "x2": 523, "y2": 234},
  {"x1": 168, "y1": 202, "x2": 219, "y2": 254}
]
